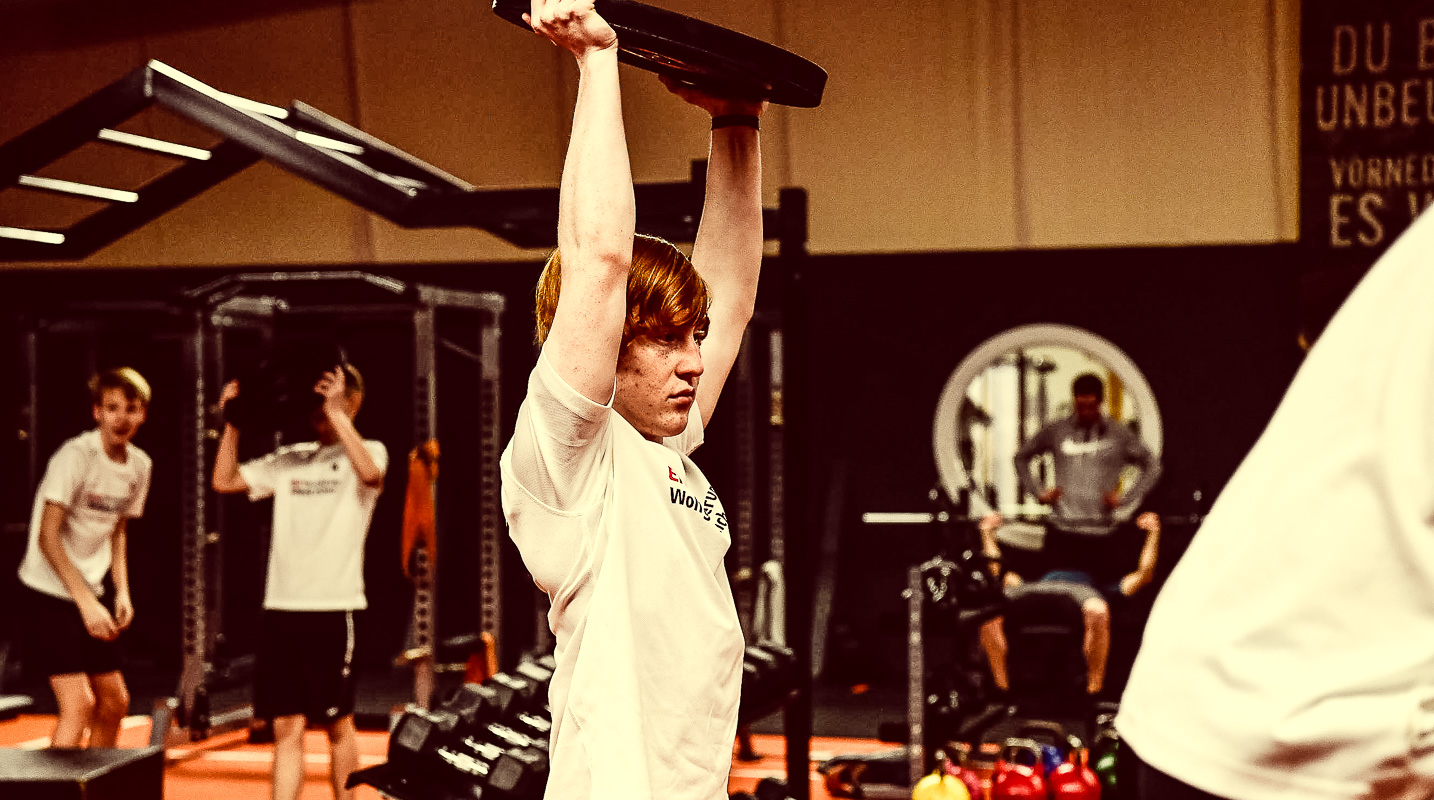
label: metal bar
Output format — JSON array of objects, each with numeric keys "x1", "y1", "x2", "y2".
[
  {"x1": 732, "y1": 330, "x2": 757, "y2": 642},
  {"x1": 177, "y1": 312, "x2": 209, "y2": 739},
  {"x1": 778, "y1": 187, "x2": 811, "y2": 800},
  {"x1": 0, "y1": 227, "x2": 64, "y2": 245},
  {"x1": 907, "y1": 566, "x2": 925, "y2": 788},
  {"x1": 288, "y1": 102, "x2": 475, "y2": 192},
  {"x1": 17, "y1": 175, "x2": 138, "y2": 203},
  {"x1": 415, "y1": 286, "x2": 505, "y2": 314},
  {"x1": 768, "y1": 329, "x2": 786, "y2": 566},
  {"x1": 184, "y1": 270, "x2": 407, "y2": 302},
  {"x1": 412, "y1": 305, "x2": 438, "y2": 707},
  {"x1": 148, "y1": 62, "x2": 420, "y2": 222},
  {"x1": 21, "y1": 321, "x2": 39, "y2": 505},
  {"x1": 477, "y1": 314, "x2": 502, "y2": 664},
  {"x1": 97, "y1": 128, "x2": 211, "y2": 161},
  {"x1": 438, "y1": 337, "x2": 481, "y2": 365}
]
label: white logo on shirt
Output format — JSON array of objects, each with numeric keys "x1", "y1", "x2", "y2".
[
  {"x1": 83, "y1": 492, "x2": 129, "y2": 513},
  {"x1": 1060, "y1": 438, "x2": 1111, "y2": 456},
  {"x1": 291, "y1": 479, "x2": 341, "y2": 496}
]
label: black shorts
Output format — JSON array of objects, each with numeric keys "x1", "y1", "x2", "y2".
[
  {"x1": 20, "y1": 586, "x2": 123, "y2": 679},
  {"x1": 1041, "y1": 524, "x2": 1128, "y2": 596},
  {"x1": 254, "y1": 610, "x2": 357, "y2": 725}
]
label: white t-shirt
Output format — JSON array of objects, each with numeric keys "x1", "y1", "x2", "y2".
[
  {"x1": 1118, "y1": 209, "x2": 1434, "y2": 800},
  {"x1": 239, "y1": 439, "x2": 388, "y2": 611},
  {"x1": 500, "y1": 353, "x2": 744, "y2": 800},
  {"x1": 18, "y1": 430, "x2": 151, "y2": 601}
]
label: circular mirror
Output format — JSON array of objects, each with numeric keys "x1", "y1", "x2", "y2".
[{"x1": 933, "y1": 324, "x2": 1162, "y2": 520}]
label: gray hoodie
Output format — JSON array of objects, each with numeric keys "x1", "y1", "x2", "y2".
[{"x1": 1014, "y1": 415, "x2": 1161, "y2": 535}]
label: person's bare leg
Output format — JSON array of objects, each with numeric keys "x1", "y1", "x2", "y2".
[
  {"x1": 271, "y1": 714, "x2": 308, "y2": 800},
  {"x1": 325, "y1": 715, "x2": 358, "y2": 800},
  {"x1": 1082, "y1": 598, "x2": 1111, "y2": 695},
  {"x1": 48, "y1": 674, "x2": 96, "y2": 748},
  {"x1": 979, "y1": 617, "x2": 1010, "y2": 692},
  {"x1": 86, "y1": 671, "x2": 130, "y2": 747}
]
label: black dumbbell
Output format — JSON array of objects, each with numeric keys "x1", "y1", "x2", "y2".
[
  {"x1": 754, "y1": 777, "x2": 792, "y2": 800},
  {"x1": 388, "y1": 708, "x2": 459, "y2": 767},
  {"x1": 509, "y1": 711, "x2": 552, "y2": 742},
  {"x1": 444, "y1": 683, "x2": 507, "y2": 736},
  {"x1": 483, "y1": 672, "x2": 541, "y2": 718}
]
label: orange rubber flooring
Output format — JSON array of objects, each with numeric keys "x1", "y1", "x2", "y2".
[{"x1": 0, "y1": 714, "x2": 894, "y2": 799}]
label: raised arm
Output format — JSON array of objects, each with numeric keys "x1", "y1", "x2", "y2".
[
  {"x1": 211, "y1": 380, "x2": 249, "y2": 494},
  {"x1": 530, "y1": 0, "x2": 633, "y2": 404},
  {"x1": 317, "y1": 369, "x2": 385, "y2": 489},
  {"x1": 670, "y1": 80, "x2": 766, "y2": 426}
]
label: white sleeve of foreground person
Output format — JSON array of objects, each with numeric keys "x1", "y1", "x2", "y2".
[{"x1": 1117, "y1": 210, "x2": 1434, "y2": 800}]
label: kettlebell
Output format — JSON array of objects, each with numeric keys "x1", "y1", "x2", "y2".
[
  {"x1": 942, "y1": 743, "x2": 986, "y2": 800},
  {"x1": 913, "y1": 769, "x2": 971, "y2": 800},
  {"x1": 1016, "y1": 721, "x2": 1067, "y2": 777},
  {"x1": 1048, "y1": 735, "x2": 1101, "y2": 800},
  {"x1": 991, "y1": 739, "x2": 1046, "y2": 799}
]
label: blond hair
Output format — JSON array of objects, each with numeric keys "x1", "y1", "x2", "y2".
[
  {"x1": 534, "y1": 235, "x2": 711, "y2": 346},
  {"x1": 89, "y1": 367, "x2": 151, "y2": 407}
]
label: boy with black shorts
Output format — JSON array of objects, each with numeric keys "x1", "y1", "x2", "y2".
[
  {"x1": 17, "y1": 367, "x2": 152, "y2": 748},
  {"x1": 211, "y1": 363, "x2": 386, "y2": 800}
]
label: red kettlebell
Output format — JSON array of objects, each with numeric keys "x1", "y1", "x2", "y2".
[
  {"x1": 1047, "y1": 735, "x2": 1101, "y2": 800},
  {"x1": 990, "y1": 739, "x2": 1046, "y2": 800},
  {"x1": 942, "y1": 743, "x2": 986, "y2": 800}
]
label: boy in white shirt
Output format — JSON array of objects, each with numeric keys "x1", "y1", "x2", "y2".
[
  {"x1": 501, "y1": 2, "x2": 765, "y2": 798},
  {"x1": 211, "y1": 363, "x2": 387, "y2": 800},
  {"x1": 17, "y1": 367, "x2": 152, "y2": 748}
]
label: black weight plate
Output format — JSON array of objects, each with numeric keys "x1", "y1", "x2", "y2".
[{"x1": 492, "y1": 0, "x2": 826, "y2": 108}]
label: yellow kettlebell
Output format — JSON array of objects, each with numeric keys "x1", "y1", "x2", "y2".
[{"x1": 912, "y1": 770, "x2": 972, "y2": 800}]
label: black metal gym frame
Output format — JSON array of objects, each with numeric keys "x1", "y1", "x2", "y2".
[
  {"x1": 0, "y1": 59, "x2": 520, "y2": 262},
  {"x1": 156, "y1": 272, "x2": 506, "y2": 743},
  {"x1": 2, "y1": 57, "x2": 813, "y2": 793}
]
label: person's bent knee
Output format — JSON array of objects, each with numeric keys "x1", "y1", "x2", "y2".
[
  {"x1": 272, "y1": 714, "x2": 307, "y2": 743},
  {"x1": 52, "y1": 675, "x2": 98, "y2": 719},
  {"x1": 1082, "y1": 597, "x2": 1110, "y2": 627},
  {"x1": 324, "y1": 715, "x2": 356, "y2": 741},
  {"x1": 92, "y1": 681, "x2": 129, "y2": 722}
]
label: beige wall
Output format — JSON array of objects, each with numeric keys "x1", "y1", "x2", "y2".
[{"x1": 0, "y1": 0, "x2": 1300, "y2": 268}]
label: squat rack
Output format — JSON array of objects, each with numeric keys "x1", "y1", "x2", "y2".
[{"x1": 0, "y1": 59, "x2": 814, "y2": 796}]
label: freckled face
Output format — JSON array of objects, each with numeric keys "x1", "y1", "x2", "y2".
[{"x1": 614, "y1": 327, "x2": 704, "y2": 441}]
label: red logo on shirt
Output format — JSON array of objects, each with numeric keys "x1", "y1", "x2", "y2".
[{"x1": 668, "y1": 467, "x2": 683, "y2": 484}]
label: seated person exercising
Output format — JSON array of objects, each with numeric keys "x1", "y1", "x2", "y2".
[{"x1": 979, "y1": 372, "x2": 1161, "y2": 696}]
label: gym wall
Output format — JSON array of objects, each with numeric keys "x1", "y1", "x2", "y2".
[{"x1": 0, "y1": 0, "x2": 1298, "y2": 268}]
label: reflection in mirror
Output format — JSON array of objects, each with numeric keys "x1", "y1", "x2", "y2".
[
  {"x1": 960, "y1": 346, "x2": 1140, "y2": 518},
  {"x1": 934, "y1": 324, "x2": 1162, "y2": 522}
]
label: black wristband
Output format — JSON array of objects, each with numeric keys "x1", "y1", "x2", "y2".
[{"x1": 712, "y1": 114, "x2": 760, "y2": 131}]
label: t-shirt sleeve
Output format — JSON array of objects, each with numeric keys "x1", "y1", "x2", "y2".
[
  {"x1": 39, "y1": 441, "x2": 85, "y2": 509},
  {"x1": 239, "y1": 451, "x2": 282, "y2": 502},
  {"x1": 505, "y1": 350, "x2": 613, "y2": 511},
  {"x1": 124, "y1": 453, "x2": 152, "y2": 518},
  {"x1": 364, "y1": 441, "x2": 389, "y2": 492}
]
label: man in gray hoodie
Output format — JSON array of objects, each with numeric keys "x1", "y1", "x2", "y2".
[{"x1": 980, "y1": 372, "x2": 1161, "y2": 695}]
